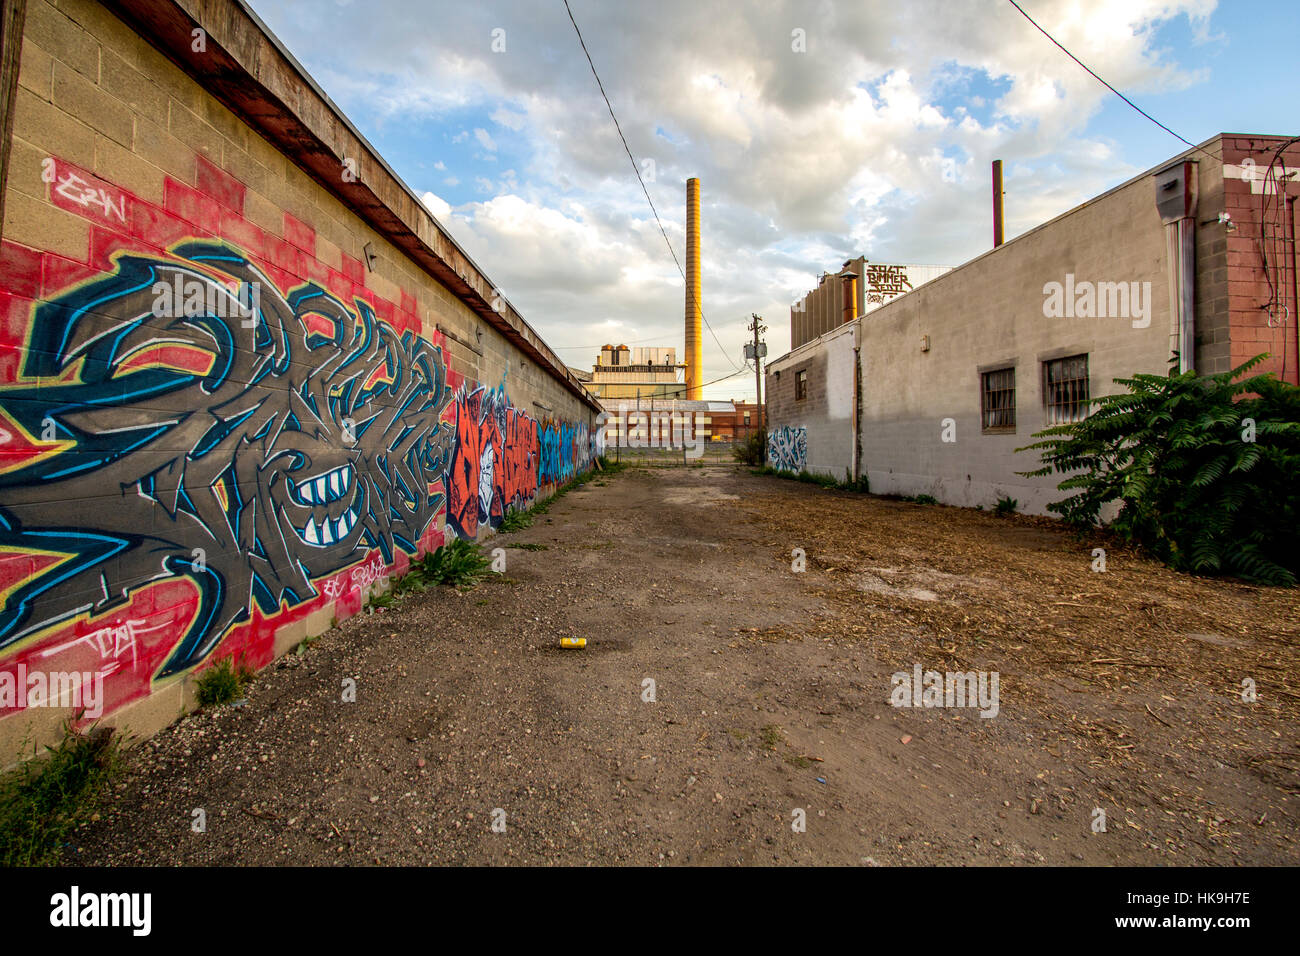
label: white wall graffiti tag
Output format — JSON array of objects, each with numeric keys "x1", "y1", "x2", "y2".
[{"x1": 54, "y1": 170, "x2": 127, "y2": 223}]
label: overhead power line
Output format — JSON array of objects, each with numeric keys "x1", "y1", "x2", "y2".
[
  {"x1": 1005, "y1": 0, "x2": 1218, "y2": 163},
  {"x1": 561, "y1": 0, "x2": 746, "y2": 373},
  {"x1": 550, "y1": 333, "x2": 669, "y2": 351}
]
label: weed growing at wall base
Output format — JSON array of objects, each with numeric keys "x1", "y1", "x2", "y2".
[
  {"x1": 416, "y1": 539, "x2": 492, "y2": 588},
  {"x1": 496, "y1": 508, "x2": 533, "y2": 533},
  {"x1": 0, "y1": 720, "x2": 124, "y2": 866},
  {"x1": 194, "y1": 656, "x2": 255, "y2": 707},
  {"x1": 751, "y1": 466, "x2": 870, "y2": 495}
]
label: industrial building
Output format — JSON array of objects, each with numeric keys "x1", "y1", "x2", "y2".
[
  {"x1": 791, "y1": 257, "x2": 951, "y2": 350},
  {"x1": 765, "y1": 134, "x2": 1300, "y2": 514},
  {"x1": 582, "y1": 345, "x2": 686, "y2": 401}
]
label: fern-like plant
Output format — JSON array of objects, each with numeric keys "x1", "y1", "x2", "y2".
[
  {"x1": 412, "y1": 538, "x2": 491, "y2": 588},
  {"x1": 1019, "y1": 355, "x2": 1299, "y2": 586}
]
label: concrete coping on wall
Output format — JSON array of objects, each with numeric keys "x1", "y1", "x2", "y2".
[
  {"x1": 768, "y1": 319, "x2": 857, "y2": 371},
  {"x1": 105, "y1": 0, "x2": 601, "y2": 414},
  {"x1": 770, "y1": 132, "x2": 1297, "y2": 372}
]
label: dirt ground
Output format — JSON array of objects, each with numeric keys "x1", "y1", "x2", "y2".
[{"x1": 69, "y1": 464, "x2": 1299, "y2": 865}]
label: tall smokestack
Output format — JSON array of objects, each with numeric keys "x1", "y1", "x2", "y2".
[
  {"x1": 992, "y1": 159, "x2": 1005, "y2": 248},
  {"x1": 685, "y1": 177, "x2": 703, "y2": 400}
]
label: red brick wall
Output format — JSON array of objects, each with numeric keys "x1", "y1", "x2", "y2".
[{"x1": 1220, "y1": 135, "x2": 1300, "y2": 385}]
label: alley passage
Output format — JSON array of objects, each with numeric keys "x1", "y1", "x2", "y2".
[{"x1": 74, "y1": 464, "x2": 1299, "y2": 865}]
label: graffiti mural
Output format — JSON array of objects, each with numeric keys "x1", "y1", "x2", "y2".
[
  {"x1": 0, "y1": 236, "x2": 596, "y2": 707},
  {"x1": 0, "y1": 139, "x2": 607, "y2": 742},
  {"x1": 446, "y1": 382, "x2": 540, "y2": 538},
  {"x1": 0, "y1": 241, "x2": 455, "y2": 677},
  {"x1": 767, "y1": 425, "x2": 807, "y2": 472}
]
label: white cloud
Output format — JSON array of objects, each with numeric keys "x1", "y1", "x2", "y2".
[
  {"x1": 419, "y1": 190, "x2": 451, "y2": 221},
  {"x1": 491, "y1": 106, "x2": 527, "y2": 130},
  {"x1": 252, "y1": 0, "x2": 1220, "y2": 397}
]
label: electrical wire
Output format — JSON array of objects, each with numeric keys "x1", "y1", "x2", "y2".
[
  {"x1": 1257, "y1": 136, "x2": 1300, "y2": 319},
  {"x1": 668, "y1": 363, "x2": 757, "y2": 394},
  {"x1": 1008, "y1": 1, "x2": 1300, "y2": 381},
  {"x1": 1006, "y1": 0, "x2": 1219, "y2": 163},
  {"x1": 550, "y1": 333, "x2": 671, "y2": 350},
  {"x1": 602, "y1": 363, "x2": 757, "y2": 404},
  {"x1": 561, "y1": 0, "x2": 746, "y2": 374},
  {"x1": 1255, "y1": 136, "x2": 1300, "y2": 384}
]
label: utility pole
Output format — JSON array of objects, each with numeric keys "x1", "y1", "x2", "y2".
[{"x1": 746, "y1": 313, "x2": 767, "y2": 435}]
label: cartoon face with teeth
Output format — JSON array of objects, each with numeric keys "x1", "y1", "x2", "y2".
[
  {"x1": 0, "y1": 241, "x2": 453, "y2": 677},
  {"x1": 289, "y1": 464, "x2": 356, "y2": 544}
]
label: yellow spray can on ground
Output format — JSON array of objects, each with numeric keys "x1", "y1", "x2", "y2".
[{"x1": 560, "y1": 637, "x2": 586, "y2": 649}]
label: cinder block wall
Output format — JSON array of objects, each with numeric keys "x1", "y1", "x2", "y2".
[
  {"x1": 766, "y1": 139, "x2": 1297, "y2": 520},
  {"x1": 0, "y1": 0, "x2": 599, "y2": 761},
  {"x1": 856, "y1": 162, "x2": 1175, "y2": 513},
  {"x1": 765, "y1": 324, "x2": 854, "y2": 477}
]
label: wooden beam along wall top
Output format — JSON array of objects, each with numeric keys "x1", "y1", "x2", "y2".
[{"x1": 102, "y1": 0, "x2": 598, "y2": 410}]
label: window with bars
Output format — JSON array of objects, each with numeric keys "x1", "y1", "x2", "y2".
[
  {"x1": 980, "y1": 367, "x2": 1016, "y2": 432},
  {"x1": 1043, "y1": 354, "x2": 1090, "y2": 424},
  {"x1": 795, "y1": 369, "x2": 808, "y2": 401}
]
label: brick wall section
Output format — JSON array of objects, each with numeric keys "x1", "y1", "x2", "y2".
[
  {"x1": 1219, "y1": 135, "x2": 1300, "y2": 384},
  {"x1": 0, "y1": 0, "x2": 599, "y2": 762}
]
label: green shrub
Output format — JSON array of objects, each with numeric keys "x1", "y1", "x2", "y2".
[
  {"x1": 199, "y1": 657, "x2": 253, "y2": 703},
  {"x1": 0, "y1": 721, "x2": 124, "y2": 866},
  {"x1": 392, "y1": 560, "x2": 432, "y2": 595},
  {"x1": 1019, "y1": 355, "x2": 1300, "y2": 586},
  {"x1": 906, "y1": 494, "x2": 938, "y2": 505},
  {"x1": 194, "y1": 656, "x2": 254, "y2": 707},
  {"x1": 994, "y1": 495, "x2": 1019, "y2": 516},
  {"x1": 414, "y1": 537, "x2": 491, "y2": 588},
  {"x1": 733, "y1": 430, "x2": 767, "y2": 466},
  {"x1": 365, "y1": 589, "x2": 395, "y2": 612},
  {"x1": 497, "y1": 508, "x2": 533, "y2": 533},
  {"x1": 840, "y1": 470, "x2": 871, "y2": 494}
]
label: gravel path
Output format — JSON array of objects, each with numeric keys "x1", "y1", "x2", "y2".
[{"x1": 69, "y1": 464, "x2": 1298, "y2": 865}]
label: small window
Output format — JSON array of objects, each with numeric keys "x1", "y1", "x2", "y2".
[
  {"x1": 981, "y1": 368, "x2": 1016, "y2": 432},
  {"x1": 743, "y1": 411, "x2": 751, "y2": 425},
  {"x1": 795, "y1": 369, "x2": 808, "y2": 401},
  {"x1": 1043, "y1": 354, "x2": 1089, "y2": 424}
]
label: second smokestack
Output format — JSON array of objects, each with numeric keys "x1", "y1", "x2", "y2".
[
  {"x1": 685, "y1": 177, "x2": 702, "y2": 400},
  {"x1": 992, "y1": 159, "x2": 1004, "y2": 248}
]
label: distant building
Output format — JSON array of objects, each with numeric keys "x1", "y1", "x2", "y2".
[
  {"x1": 791, "y1": 257, "x2": 950, "y2": 349},
  {"x1": 766, "y1": 133, "x2": 1300, "y2": 514},
  {"x1": 585, "y1": 344, "x2": 687, "y2": 401},
  {"x1": 707, "y1": 401, "x2": 761, "y2": 441},
  {"x1": 601, "y1": 397, "x2": 732, "y2": 447}
]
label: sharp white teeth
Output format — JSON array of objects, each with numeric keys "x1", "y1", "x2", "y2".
[
  {"x1": 315, "y1": 476, "x2": 328, "y2": 499},
  {"x1": 341, "y1": 469, "x2": 351, "y2": 491},
  {"x1": 303, "y1": 519, "x2": 319, "y2": 545},
  {"x1": 330, "y1": 471, "x2": 342, "y2": 496}
]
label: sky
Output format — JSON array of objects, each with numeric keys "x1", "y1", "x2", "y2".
[{"x1": 248, "y1": 0, "x2": 1299, "y2": 401}]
